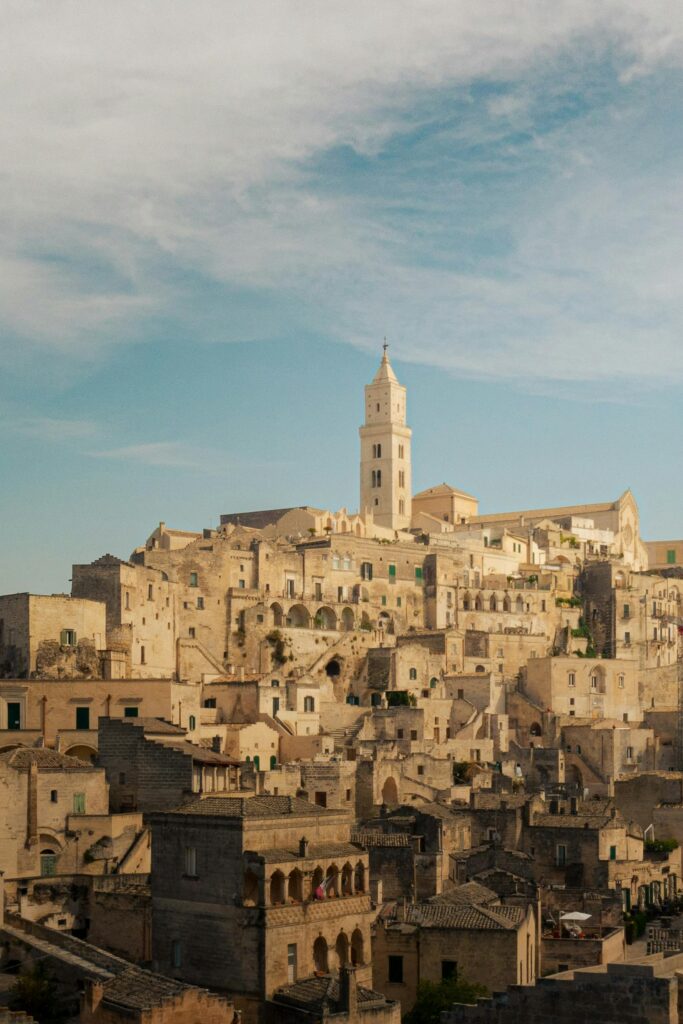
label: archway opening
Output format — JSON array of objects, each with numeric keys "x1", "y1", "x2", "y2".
[
  {"x1": 326, "y1": 659, "x2": 341, "y2": 678},
  {"x1": 382, "y1": 777, "x2": 399, "y2": 807},
  {"x1": 351, "y1": 929, "x2": 364, "y2": 966},
  {"x1": 313, "y1": 936, "x2": 328, "y2": 973}
]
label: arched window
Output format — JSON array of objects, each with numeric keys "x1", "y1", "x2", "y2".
[
  {"x1": 409, "y1": 668, "x2": 417, "y2": 680},
  {"x1": 311, "y1": 866, "x2": 324, "y2": 899},
  {"x1": 351, "y1": 929, "x2": 364, "y2": 966},
  {"x1": 287, "y1": 869, "x2": 303, "y2": 902},
  {"x1": 270, "y1": 870, "x2": 285, "y2": 905},
  {"x1": 490, "y1": 595, "x2": 497, "y2": 611},
  {"x1": 341, "y1": 863, "x2": 353, "y2": 896},
  {"x1": 270, "y1": 755, "x2": 277, "y2": 770},
  {"x1": 253, "y1": 755, "x2": 260, "y2": 770},
  {"x1": 376, "y1": 470, "x2": 382, "y2": 487},
  {"x1": 243, "y1": 869, "x2": 259, "y2": 906},
  {"x1": 463, "y1": 593, "x2": 471, "y2": 611},
  {"x1": 354, "y1": 862, "x2": 365, "y2": 893},
  {"x1": 335, "y1": 931, "x2": 349, "y2": 967},
  {"x1": 304, "y1": 696, "x2": 315, "y2": 712},
  {"x1": 313, "y1": 936, "x2": 328, "y2": 973},
  {"x1": 325, "y1": 864, "x2": 339, "y2": 897},
  {"x1": 189, "y1": 715, "x2": 196, "y2": 731}
]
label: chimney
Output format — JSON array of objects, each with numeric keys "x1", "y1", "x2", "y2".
[
  {"x1": 299, "y1": 836, "x2": 309, "y2": 858},
  {"x1": 339, "y1": 965, "x2": 358, "y2": 1019}
]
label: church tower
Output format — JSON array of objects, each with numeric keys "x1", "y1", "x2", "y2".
[{"x1": 359, "y1": 344, "x2": 412, "y2": 531}]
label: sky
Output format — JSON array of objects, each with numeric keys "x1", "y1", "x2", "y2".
[{"x1": 1, "y1": 1, "x2": 682, "y2": 594}]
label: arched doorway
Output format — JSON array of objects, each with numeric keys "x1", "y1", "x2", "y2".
[
  {"x1": 530, "y1": 722, "x2": 542, "y2": 737},
  {"x1": 269, "y1": 870, "x2": 285, "y2": 905},
  {"x1": 325, "y1": 659, "x2": 341, "y2": 678},
  {"x1": 382, "y1": 777, "x2": 399, "y2": 807}
]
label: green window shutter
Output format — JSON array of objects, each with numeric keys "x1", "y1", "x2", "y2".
[
  {"x1": 60, "y1": 630, "x2": 67, "y2": 645},
  {"x1": 381, "y1": 596, "x2": 387, "y2": 607},
  {"x1": 415, "y1": 567, "x2": 423, "y2": 580},
  {"x1": 388, "y1": 564, "x2": 396, "y2": 577},
  {"x1": 73, "y1": 793, "x2": 85, "y2": 814},
  {"x1": 667, "y1": 549, "x2": 676, "y2": 564}
]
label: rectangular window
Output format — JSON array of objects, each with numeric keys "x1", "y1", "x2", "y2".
[
  {"x1": 410, "y1": 730, "x2": 418, "y2": 740},
  {"x1": 415, "y1": 566, "x2": 423, "y2": 581},
  {"x1": 381, "y1": 595, "x2": 387, "y2": 606},
  {"x1": 624, "y1": 632, "x2": 630, "y2": 645},
  {"x1": 73, "y1": 792, "x2": 85, "y2": 814},
  {"x1": 610, "y1": 845, "x2": 617, "y2": 860},
  {"x1": 60, "y1": 629, "x2": 77, "y2": 646},
  {"x1": 360, "y1": 562, "x2": 373, "y2": 581},
  {"x1": 398, "y1": 470, "x2": 405, "y2": 488},
  {"x1": 124, "y1": 706, "x2": 139, "y2": 718},
  {"x1": 41, "y1": 853, "x2": 57, "y2": 877},
  {"x1": 184, "y1": 846, "x2": 197, "y2": 877},
  {"x1": 140, "y1": 645, "x2": 146, "y2": 664},
  {"x1": 197, "y1": 597, "x2": 204, "y2": 609},
  {"x1": 189, "y1": 627, "x2": 196, "y2": 639},
  {"x1": 75, "y1": 707, "x2": 90, "y2": 730},
  {"x1": 287, "y1": 943, "x2": 297, "y2": 983},
  {"x1": 397, "y1": 729, "x2": 404, "y2": 739},
  {"x1": 667, "y1": 549, "x2": 676, "y2": 564},
  {"x1": 189, "y1": 572, "x2": 198, "y2": 587},
  {"x1": 147, "y1": 583, "x2": 153, "y2": 600},
  {"x1": 238, "y1": 579, "x2": 246, "y2": 589},
  {"x1": 7, "y1": 702, "x2": 21, "y2": 730},
  {"x1": 398, "y1": 444, "x2": 404, "y2": 458},
  {"x1": 556, "y1": 844, "x2": 567, "y2": 867},
  {"x1": 442, "y1": 960, "x2": 457, "y2": 981},
  {"x1": 568, "y1": 673, "x2": 575, "y2": 687},
  {"x1": 396, "y1": 597, "x2": 402, "y2": 607},
  {"x1": 388, "y1": 955, "x2": 404, "y2": 983},
  {"x1": 388, "y1": 564, "x2": 396, "y2": 580},
  {"x1": 623, "y1": 604, "x2": 630, "y2": 618}
]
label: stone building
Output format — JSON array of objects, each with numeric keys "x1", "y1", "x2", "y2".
[
  {"x1": 0, "y1": 747, "x2": 135, "y2": 879},
  {"x1": 0, "y1": 677, "x2": 202, "y2": 761},
  {"x1": 0, "y1": 593, "x2": 106, "y2": 679},
  {"x1": 373, "y1": 886, "x2": 538, "y2": 1013},
  {"x1": 98, "y1": 717, "x2": 240, "y2": 813},
  {"x1": 149, "y1": 794, "x2": 376, "y2": 1024}
]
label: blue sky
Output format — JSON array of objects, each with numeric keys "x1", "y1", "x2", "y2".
[{"x1": 1, "y1": 2, "x2": 682, "y2": 593}]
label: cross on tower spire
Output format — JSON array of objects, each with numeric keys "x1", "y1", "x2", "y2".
[{"x1": 383, "y1": 337, "x2": 388, "y2": 355}]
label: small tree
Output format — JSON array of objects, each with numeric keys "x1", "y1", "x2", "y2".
[{"x1": 404, "y1": 976, "x2": 488, "y2": 1024}]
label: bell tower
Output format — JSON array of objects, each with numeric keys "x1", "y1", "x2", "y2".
[{"x1": 359, "y1": 343, "x2": 412, "y2": 531}]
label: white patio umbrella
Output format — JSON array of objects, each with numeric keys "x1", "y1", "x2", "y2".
[{"x1": 560, "y1": 912, "x2": 592, "y2": 922}]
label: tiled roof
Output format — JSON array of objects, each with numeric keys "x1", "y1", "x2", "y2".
[
  {"x1": 134, "y1": 718, "x2": 186, "y2": 735},
  {"x1": 0, "y1": 748, "x2": 99, "y2": 772},
  {"x1": 272, "y1": 974, "x2": 389, "y2": 1012},
  {"x1": 159, "y1": 740, "x2": 240, "y2": 766},
  {"x1": 168, "y1": 795, "x2": 335, "y2": 818},
  {"x1": 352, "y1": 831, "x2": 411, "y2": 848},
  {"x1": 405, "y1": 902, "x2": 525, "y2": 931},
  {"x1": 531, "y1": 813, "x2": 624, "y2": 830},
  {"x1": 428, "y1": 882, "x2": 498, "y2": 907},
  {"x1": 101, "y1": 966, "x2": 197, "y2": 1011}
]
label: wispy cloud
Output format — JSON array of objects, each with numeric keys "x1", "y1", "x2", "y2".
[
  {"x1": 2, "y1": 2, "x2": 683, "y2": 388},
  {"x1": 88, "y1": 441, "x2": 220, "y2": 471},
  {"x1": 2, "y1": 411, "x2": 99, "y2": 442}
]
